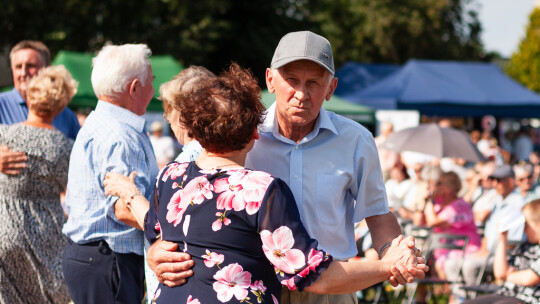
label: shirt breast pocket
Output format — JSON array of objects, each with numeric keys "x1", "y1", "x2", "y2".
[{"x1": 316, "y1": 173, "x2": 350, "y2": 225}]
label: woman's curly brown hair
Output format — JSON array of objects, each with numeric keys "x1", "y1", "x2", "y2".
[{"x1": 176, "y1": 63, "x2": 265, "y2": 153}]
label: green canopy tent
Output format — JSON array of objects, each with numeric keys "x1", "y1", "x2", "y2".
[
  {"x1": 261, "y1": 90, "x2": 375, "y2": 125},
  {"x1": 51, "y1": 50, "x2": 183, "y2": 111}
]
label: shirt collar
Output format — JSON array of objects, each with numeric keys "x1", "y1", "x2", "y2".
[
  {"x1": 95, "y1": 100, "x2": 146, "y2": 133},
  {"x1": 260, "y1": 101, "x2": 339, "y2": 142},
  {"x1": 11, "y1": 88, "x2": 26, "y2": 105}
]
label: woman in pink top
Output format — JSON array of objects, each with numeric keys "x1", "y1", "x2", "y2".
[{"x1": 422, "y1": 171, "x2": 481, "y2": 276}]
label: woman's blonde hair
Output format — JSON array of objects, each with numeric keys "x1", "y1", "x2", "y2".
[
  {"x1": 26, "y1": 65, "x2": 78, "y2": 118},
  {"x1": 159, "y1": 65, "x2": 215, "y2": 115}
]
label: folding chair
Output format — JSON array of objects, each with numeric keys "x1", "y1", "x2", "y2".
[
  {"x1": 403, "y1": 233, "x2": 469, "y2": 304},
  {"x1": 408, "y1": 226, "x2": 432, "y2": 254}
]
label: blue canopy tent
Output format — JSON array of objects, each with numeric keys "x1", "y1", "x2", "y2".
[
  {"x1": 339, "y1": 59, "x2": 540, "y2": 118},
  {"x1": 334, "y1": 62, "x2": 400, "y2": 96}
]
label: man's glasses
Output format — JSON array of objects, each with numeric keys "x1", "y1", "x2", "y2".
[
  {"x1": 518, "y1": 175, "x2": 534, "y2": 182},
  {"x1": 162, "y1": 112, "x2": 171, "y2": 124}
]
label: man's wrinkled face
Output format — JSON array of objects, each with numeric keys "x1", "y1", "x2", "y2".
[
  {"x1": 268, "y1": 60, "x2": 334, "y2": 133},
  {"x1": 11, "y1": 49, "x2": 45, "y2": 98}
]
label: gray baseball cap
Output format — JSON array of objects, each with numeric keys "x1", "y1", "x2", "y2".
[
  {"x1": 490, "y1": 164, "x2": 515, "y2": 179},
  {"x1": 271, "y1": 31, "x2": 335, "y2": 75}
]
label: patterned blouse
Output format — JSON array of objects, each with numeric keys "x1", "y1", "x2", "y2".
[
  {"x1": 145, "y1": 162, "x2": 333, "y2": 304},
  {"x1": 497, "y1": 242, "x2": 540, "y2": 304}
]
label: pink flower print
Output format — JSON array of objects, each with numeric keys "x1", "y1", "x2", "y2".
[
  {"x1": 213, "y1": 263, "x2": 251, "y2": 302},
  {"x1": 215, "y1": 179, "x2": 245, "y2": 212},
  {"x1": 166, "y1": 189, "x2": 191, "y2": 227},
  {"x1": 167, "y1": 176, "x2": 213, "y2": 227},
  {"x1": 186, "y1": 295, "x2": 200, "y2": 304},
  {"x1": 297, "y1": 248, "x2": 324, "y2": 278},
  {"x1": 215, "y1": 170, "x2": 274, "y2": 215},
  {"x1": 212, "y1": 212, "x2": 231, "y2": 231},
  {"x1": 250, "y1": 280, "x2": 267, "y2": 303},
  {"x1": 250, "y1": 280, "x2": 267, "y2": 293},
  {"x1": 182, "y1": 175, "x2": 213, "y2": 205},
  {"x1": 214, "y1": 178, "x2": 232, "y2": 193},
  {"x1": 215, "y1": 188, "x2": 239, "y2": 211},
  {"x1": 162, "y1": 162, "x2": 189, "y2": 182},
  {"x1": 230, "y1": 170, "x2": 273, "y2": 214},
  {"x1": 203, "y1": 250, "x2": 225, "y2": 268},
  {"x1": 281, "y1": 276, "x2": 297, "y2": 291},
  {"x1": 260, "y1": 226, "x2": 305, "y2": 274},
  {"x1": 154, "y1": 222, "x2": 161, "y2": 233}
]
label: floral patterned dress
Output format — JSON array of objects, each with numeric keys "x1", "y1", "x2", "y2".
[
  {"x1": 145, "y1": 162, "x2": 333, "y2": 304},
  {"x1": 497, "y1": 242, "x2": 540, "y2": 303},
  {"x1": 0, "y1": 124, "x2": 72, "y2": 304}
]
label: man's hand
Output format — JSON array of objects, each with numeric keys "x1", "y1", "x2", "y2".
[
  {"x1": 0, "y1": 145, "x2": 27, "y2": 175},
  {"x1": 147, "y1": 239, "x2": 195, "y2": 287},
  {"x1": 381, "y1": 235, "x2": 428, "y2": 286},
  {"x1": 113, "y1": 198, "x2": 141, "y2": 230}
]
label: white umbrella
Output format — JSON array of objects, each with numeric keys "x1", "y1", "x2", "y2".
[{"x1": 380, "y1": 123, "x2": 485, "y2": 162}]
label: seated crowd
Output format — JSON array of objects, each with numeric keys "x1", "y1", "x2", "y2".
[{"x1": 365, "y1": 121, "x2": 540, "y2": 303}]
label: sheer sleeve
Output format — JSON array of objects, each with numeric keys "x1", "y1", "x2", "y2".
[
  {"x1": 257, "y1": 178, "x2": 333, "y2": 291},
  {"x1": 145, "y1": 164, "x2": 166, "y2": 244}
]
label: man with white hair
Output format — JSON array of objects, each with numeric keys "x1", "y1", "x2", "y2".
[
  {"x1": 514, "y1": 161, "x2": 540, "y2": 203},
  {"x1": 62, "y1": 44, "x2": 158, "y2": 304}
]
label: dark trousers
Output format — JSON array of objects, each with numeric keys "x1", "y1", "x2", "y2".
[
  {"x1": 62, "y1": 239, "x2": 144, "y2": 304},
  {"x1": 463, "y1": 294, "x2": 523, "y2": 304}
]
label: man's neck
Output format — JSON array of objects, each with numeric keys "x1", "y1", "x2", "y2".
[
  {"x1": 17, "y1": 88, "x2": 26, "y2": 101},
  {"x1": 277, "y1": 119, "x2": 316, "y2": 144},
  {"x1": 100, "y1": 95, "x2": 143, "y2": 116}
]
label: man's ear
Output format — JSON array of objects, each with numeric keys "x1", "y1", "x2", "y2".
[
  {"x1": 325, "y1": 77, "x2": 338, "y2": 101},
  {"x1": 253, "y1": 129, "x2": 260, "y2": 140},
  {"x1": 129, "y1": 79, "x2": 139, "y2": 97},
  {"x1": 265, "y1": 68, "x2": 275, "y2": 94}
]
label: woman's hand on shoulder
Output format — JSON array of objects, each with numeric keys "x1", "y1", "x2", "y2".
[{"x1": 104, "y1": 171, "x2": 139, "y2": 199}]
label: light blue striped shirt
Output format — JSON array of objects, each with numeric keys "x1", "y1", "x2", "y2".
[{"x1": 62, "y1": 101, "x2": 159, "y2": 255}]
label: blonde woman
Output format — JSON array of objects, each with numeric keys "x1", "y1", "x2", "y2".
[{"x1": 0, "y1": 65, "x2": 77, "y2": 303}]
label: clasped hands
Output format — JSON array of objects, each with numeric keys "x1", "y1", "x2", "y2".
[
  {"x1": 147, "y1": 235, "x2": 429, "y2": 288},
  {"x1": 381, "y1": 235, "x2": 429, "y2": 286}
]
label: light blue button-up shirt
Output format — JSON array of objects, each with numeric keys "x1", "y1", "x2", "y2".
[
  {"x1": 62, "y1": 101, "x2": 159, "y2": 255},
  {"x1": 484, "y1": 191, "x2": 525, "y2": 251},
  {"x1": 246, "y1": 103, "x2": 389, "y2": 260}
]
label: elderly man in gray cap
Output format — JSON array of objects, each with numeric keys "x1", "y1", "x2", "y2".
[{"x1": 146, "y1": 31, "x2": 427, "y2": 304}]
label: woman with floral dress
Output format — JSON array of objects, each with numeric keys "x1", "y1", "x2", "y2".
[
  {"x1": 107, "y1": 63, "x2": 428, "y2": 304},
  {"x1": 0, "y1": 65, "x2": 77, "y2": 303}
]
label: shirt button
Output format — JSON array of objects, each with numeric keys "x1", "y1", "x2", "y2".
[
  {"x1": 294, "y1": 175, "x2": 298, "y2": 179},
  {"x1": 295, "y1": 146, "x2": 299, "y2": 150},
  {"x1": 89, "y1": 257, "x2": 93, "y2": 262}
]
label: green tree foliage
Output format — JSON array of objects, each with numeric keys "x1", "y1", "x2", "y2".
[
  {"x1": 307, "y1": 0, "x2": 485, "y2": 66},
  {"x1": 1, "y1": 0, "x2": 312, "y2": 83},
  {"x1": 1, "y1": 0, "x2": 485, "y2": 85},
  {"x1": 506, "y1": 8, "x2": 540, "y2": 93}
]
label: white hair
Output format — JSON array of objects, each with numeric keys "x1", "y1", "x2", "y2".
[{"x1": 91, "y1": 44, "x2": 152, "y2": 98}]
